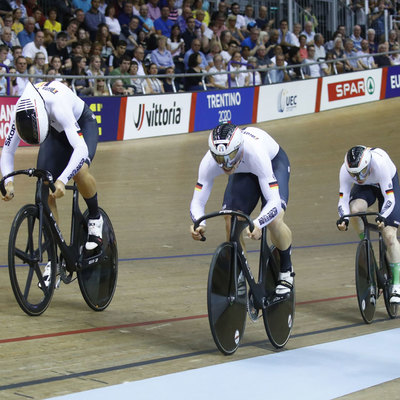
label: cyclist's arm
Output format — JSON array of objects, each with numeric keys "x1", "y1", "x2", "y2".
[
  {"x1": 190, "y1": 153, "x2": 221, "y2": 225},
  {"x1": 0, "y1": 120, "x2": 20, "y2": 183},
  {"x1": 378, "y1": 169, "x2": 396, "y2": 219},
  {"x1": 338, "y1": 164, "x2": 353, "y2": 218},
  {"x1": 53, "y1": 109, "x2": 89, "y2": 185}
]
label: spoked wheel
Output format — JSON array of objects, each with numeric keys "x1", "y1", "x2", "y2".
[
  {"x1": 262, "y1": 247, "x2": 295, "y2": 349},
  {"x1": 355, "y1": 240, "x2": 377, "y2": 324},
  {"x1": 8, "y1": 204, "x2": 57, "y2": 316},
  {"x1": 207, "y1": 242, "x2": 247, "y2": 355},
  {"x1": 378, "y1": 238, "x2": 398, "y2": 319},
  {"x1": 77, "y1": 208, "x2": 118, "y2": 311}
]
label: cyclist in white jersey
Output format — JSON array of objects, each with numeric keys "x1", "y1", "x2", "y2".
[
  {"x1": 190, "y1": 123, "x2": 294, "y2": 295},
  {"x1": 337, "y1": 145, "x2": 400, "y2": 303},
  {"x1": 1, "y1": 81, "x2": 103, "y2": 285}
]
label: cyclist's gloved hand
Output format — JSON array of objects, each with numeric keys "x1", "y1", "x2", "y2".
[
  {"x1": 246, "y1": 225, "x2": 262, "y2": 240},
  {"x1": 191, "y1": 224, "x2": 206, "y2": 241},
  {"x1": 375, "y1": 215, "x2": 387, "y2": 229},
  {"x1": 2, "y1": 181, "x2": 14, "y2": 201},
  {"x1": 336, "y1": 217, "x2": 349, "y2": 231}
]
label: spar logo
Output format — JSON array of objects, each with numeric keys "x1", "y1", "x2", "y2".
[
  {"x1": 328, "y1": 77, "x2": 375, "y2": 101},
  {"x1": 133, "y1": 101, "x2": 182, "y2": 131},
  {"x1": 277, "y1": 88, "x2": 298, "y2": 112}
]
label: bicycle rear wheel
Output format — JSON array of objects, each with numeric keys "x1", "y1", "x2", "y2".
[
  {"x1": 262, "y1": 247, "x2": 295, "y2": 349},
  {"x1": 207, "y1": 242, "x2": 247, "y2": 355},
  {"x1": 378, "y1": 238, "x2": 399, "y2": 319},
  {"x1": 355, "y1": 240, "x2": 377, "y2": 324},
  {"x1": 77, "y1": 208, "x2": 118, "y2": 311},
  {"x1": 8, "y1": 204, "x2": 57, "y2": 316}
]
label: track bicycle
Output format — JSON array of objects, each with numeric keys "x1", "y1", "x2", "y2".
[
  {"x1": 194, "y1": 210, "x2": 295, "y2": 355},
  {"x1": 341, "y1": 212, "x2": 398, "y2": 323},
  {"x1": 0, "y1": 168, "x2": 118, "y2": 316}
]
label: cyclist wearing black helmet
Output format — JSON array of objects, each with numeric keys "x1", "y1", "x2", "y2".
[
  {"x1": 190, "y1": 122, "x2": 294, "y2": 295},
  {"x1": 337, "y1": 145, "x2": 400, "y2": 303},
  {"x1": 1, "y1": 81, "x2": 103, "y2": 286}
]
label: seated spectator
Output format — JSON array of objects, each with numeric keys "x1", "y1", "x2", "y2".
[
  {"x1": 109, "y1": 54, "x2": 131, "y2": 87},
  {"x1": 206, "y1": 41, "x2": 222, "y2": 66},
  {"x1": 264, "y1": 29, "x2": 280, "y2": 58},
  {"x1": 299, "y1": 34, "x2": 308, "y2": 60},
  {"x1": 11, "y1": 8, "x2": 24, "y2": 36},
  {"x1": 220, "y1": 40, "x2": 238, "y2": 64},
  {"x1": 230, "y1": 3, "x2": 246, "y2": 31},
  {"x1": 96, "y1": 23, "x2": 114, "y2": 63},
  {"x1": 246, "y1": 56, "x2": 262, "y2": 86},
  {"x1": 28, "y1": 51, "x2": 47, "y2": 83},
  {"x1": 208, "y1": 53, "x2": 228, "y2": 89},
  {"x1": 301, "y1": 21, "x2": 315, "y2": 45},
  {"x1": 0, "y1": 44, "x2": 10, "y2": 67},
  {"x1": 167, "y1": 0, "x2": 179, "y2": 24},
  {"x1": 367, "y1": 28, "x2": 378, "y2": 54},
  {"x1": 138, "y1": 3, "x2": 155, "y2": 34},
  {"x1": 14, "y1": 55, "x2": 29, "y2": 95},
  {"x1": 9, "y1": 0, "x2": 27, "y2": 21},
  {"x1": 329, "y1": 36, "x2": 345, "y2": 73},
  {"x1": 287, "y1": 46, "x2": 303, "y2": 80},
  {"x1": 105, "y1": 4, "x2": 121, "y2": 45},
  {"x1": 388, "y1": 28, "x2": 399, "y2": 51},
  {"x1": 225, "y1": 14, "x2": 244, "y2": 46},
  {"x1": 2, "y1": 13, "x2": 20, "y2": 47},
  {"x1": 17, "y1": 17, "x2": 35, "y2": 48},
  {"x1": 182, "y1": 16, "x2": 198, "y2": 52},
  {"x1": 267, "y1": 53, "x2": 291, "y2": 83},
  {"x1": 229, "y1": 50, "x2": 249, "y2": 87},
  {"x1": 10, "y1": 45, "x2": 22, "y2": 67},
  {"x1": 150, "y1": 35, "x2": 174, "y2": 74},
  {"x1": 48, "y1": 55, "x2": 63, "y2": 80},
  {"x1": 107, "y1": 39, "x2": 127, "y2": 72},
  {"x1": 86, "y1": 54, "x2": 104, "y2": 88},
  {"x1": 241, "y1": 26, "x2": 262, "y2": 54},
  {"x1": 184, "y1": 52, "x2": 206, "y2": 91},
  {"x1": 118, "y1": 1, "x2": 135, "y2": 30},
  {"x1": 183, "y1": 38, "x2": 209, "y2": 70},
  {"x1": 85, "y1": 0, "x2": 106, "y2": 42},
  {"x1": 193, "y1": 0, "x2": 210, "y2": 26},
  {"x1": 154, "y1": 6, "x2": 174, "y2": 38},
  {"x1": 132, "y1": 45, "x2": 146, "y2": 76},
  {"x1": 350, "y1": 24, "x2": 363, "y2": 51},
  {"x1": 243, "y1": 4, "x2": 256, "y2": 27},
  {"x1": 22, "y1": 30, "x2": 48, "y2": 66},
  {"x1": 147, "y1": 0, "x2": 161, "y2": 22},
  {"x1": 390, "y1": 43, "x2": 400, "y2": 65},
  {"x1": 167, "y1": 24, "x2": 185, "y2": 62},
  {"x1": 119, "y1": 16, "x2": 141, "y2": 55},
  {"x1": 31, "y1": 6, "x2": 45, "y2": 31},
  {"x1": 301, "y1": 45, "x2": 321, "y2": 78},
  {"x1": 129, "y1": 60, "x2": 148, "y2": 94},
  {"x1": 43, "y1": 7, "x2": 62, "y2": 46},
  {"x1": 0, "y1": 34, "x2": 13, "y2": 65},
  {"x1": 163, "y1": 65, "x2": 178, "y2": 92},
  {"x1": 65, "y1": 19, "x2": 79, "y2": 53},
  {"x1": 55, "y1": 0, "x2": 76, "y2": 29},
  {"x1": 94, "y1": 78, "x2": 109, "y2": 96},
  {"x1": 146, "y1": 63, "x2": 164, "y2": 93},
  {"x1": 67, "y1": 55, "x2": 92, "y2": 96},
  {"x1": 343, "y1": 38, "x2": 362, "y2": 72},
  {"x1": 47, "y1": 31, "x2": 70, "y2": 64},
  {"x1": 278, "y1": 18, "x2": 299, "y2": 51},
  {"x1": 357, "y1": 39, "x2": 377, "y2": 69},
  {"x1": 176, "y1": 6, "x2": 193, "y2": 34},
  {"x1": 374, "y1": 42, "x2": 393, "y2": 67}
]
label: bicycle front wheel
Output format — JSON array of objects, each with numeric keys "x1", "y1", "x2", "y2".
[
  {"x1": 262, "y1": 247, "x2": 295, "y2": 349},
  {"x1": 207, "y1": 242, "x2": 247, "y2": 355},
  {"x1": 355, "y1": 240, "x2": 377, "y2": 324},
  {"x1": 8, "y1": 204, "x2": 57, "y2": 316},
  {"x1": 77, "y1": 208, "x2": 118, "y2": 311}
]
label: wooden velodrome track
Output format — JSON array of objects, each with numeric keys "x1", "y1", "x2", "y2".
[{"x1": 0, "y1": 98, "x2": 400, "y2": 399}]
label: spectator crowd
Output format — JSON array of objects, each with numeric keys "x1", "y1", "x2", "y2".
[{"x1": 0, "y1": 0, "x2": 399, "y2": 96}]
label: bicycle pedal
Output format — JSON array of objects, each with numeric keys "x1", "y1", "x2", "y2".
[
  {"x1": 247, "y1": 294, "x2": 260, "y2": 322},
  {"x1": 55, "y1": 276, "x2": 61, "y2": 289}
]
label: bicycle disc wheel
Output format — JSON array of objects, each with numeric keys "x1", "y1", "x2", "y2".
[
  {"x1": 8, "y1": 204, "x2": 57, "y2": 316},
  {"x1": 78, "y1": 208, "x2": 118, "y2": 311},
  {"x1": 262, "y1": 247, "x2": 295, "y2": 349},
  {"x1": 355, "y1": 240, "x2": 377, "y2": 324},
  {"x1": 207, "y1": 242, "x2": 247, "y2": 355}
]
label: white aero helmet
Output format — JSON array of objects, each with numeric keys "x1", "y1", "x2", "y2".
[
  {"x1": 208, "y1": 123, "x2": 244, "y2": 170},
  {"x1": 15, "y1": 82, "x2": 49, "y2": 145},
  {"x1": 345, "y1": 145, "x2": 372, "y2": 181}
]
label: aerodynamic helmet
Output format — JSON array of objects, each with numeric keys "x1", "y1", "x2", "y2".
[
  {"x1": 345, "y1": 145, "x2": 372, "y2": 181},
  {"x1": 15, "y1": 82, "x2": 49, "y2": 145},
  {"x1": 208, "y1": 123, "x2": 244, "y2": 170}
]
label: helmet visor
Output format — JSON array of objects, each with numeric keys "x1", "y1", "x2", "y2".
[
  {"x1": 349, "y1": 165, "x2": 369, "y2": 181},
  {"x1": 211, "y1": 148, "x2": 241, "y2": 168},
  {"x1": 15, "y1": 109, "x2": 39, "y2": 145}
]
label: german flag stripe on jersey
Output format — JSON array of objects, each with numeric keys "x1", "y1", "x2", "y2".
[
  {"x1": 386, "y1": 189, "x2": 394, "y2": 195},
  {"x1": 269, "y1": 181, "x2": 279, "y2": 189},
  {"x1": 339, "y1": 192, "x2": 343, "y2": 198},
  {"x1": 195, "y1": 182, "x2": 203, "y2": 191}
]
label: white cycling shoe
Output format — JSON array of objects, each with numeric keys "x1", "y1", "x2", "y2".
[
  {"x1": 275, "y1": 270, "x2": 294, "y2": 296},
  {"x1": 85, "y1": 215, "x2": 103, "y2": 251},
  {"x1": 390, "y1": 284, "x2": 400, "y2": 304}
]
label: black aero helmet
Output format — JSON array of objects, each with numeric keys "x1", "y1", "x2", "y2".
[
  {"x1": 208, "y1": 123, "x2": 244, "y2": 169},
  {"x1": 345, "y1": 145, "x2": 372, "y2": 181},
  {"x1": 15, "y1": 82, "x2": 49, "y2": 145}
]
